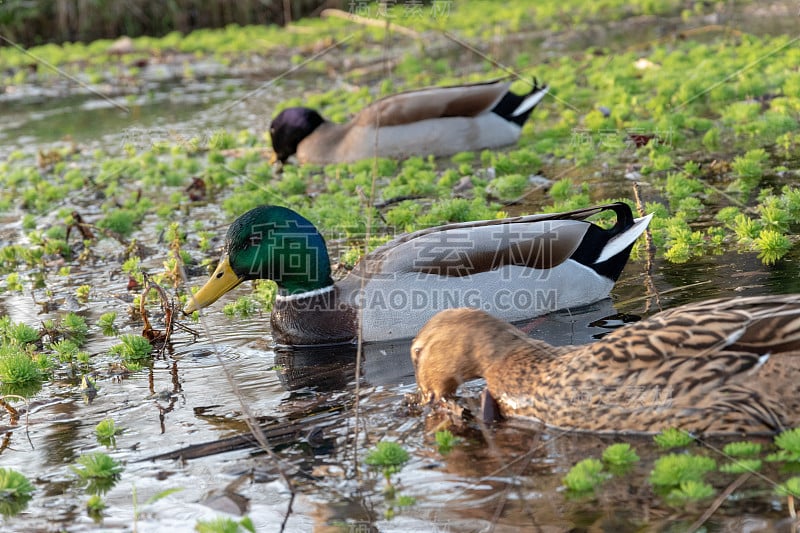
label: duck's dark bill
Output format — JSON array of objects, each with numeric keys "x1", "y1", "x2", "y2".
[{"x1": 183, "y1": 255, "x2": 244, "y2": 314}]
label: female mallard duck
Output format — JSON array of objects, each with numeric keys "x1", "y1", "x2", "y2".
[
  {"x1": 269, "y1": 79, "x2": 548, "y2": 165},
  {"x1": 183, "y1": 202, "x2": 651, "y2": 345},
  {"x1": 411, "y1": 296, "x2": 800, "y2": 435}
]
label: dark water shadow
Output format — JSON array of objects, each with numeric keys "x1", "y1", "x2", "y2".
[{"x1": 274, "y1": 298, "x2": 626, "y2": 392}]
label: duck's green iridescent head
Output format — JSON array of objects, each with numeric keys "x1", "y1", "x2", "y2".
[{"x1": 184, "y1": 206, "x2": 333, "y2": 313}]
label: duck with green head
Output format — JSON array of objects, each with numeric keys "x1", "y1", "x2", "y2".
[{"x1": 184, "y1": 203, "x2": 651, "y2": 345}]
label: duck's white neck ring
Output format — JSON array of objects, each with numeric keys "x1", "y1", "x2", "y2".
[{"x1": 275, "y1": 285, "x2": 335, "y2": 302}]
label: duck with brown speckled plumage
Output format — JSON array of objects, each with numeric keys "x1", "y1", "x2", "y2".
[{"x1": 411, "y1": 295, "x2": 800, "y2": 435}]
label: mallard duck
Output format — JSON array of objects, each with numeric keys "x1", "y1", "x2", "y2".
[
  {"x1": 269, "y1": 79, "x2": 549, "y2": 165},
  {"x1": 411, "y1": 296, "x2": 800, "y2": 435},
  {"x1": 183, "y1": 202, "x2": 651, "y2": 345}
]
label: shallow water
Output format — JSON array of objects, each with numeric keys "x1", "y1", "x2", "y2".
[{"x1": 2, "y1": 2, "x2": 800, "y2": 532}]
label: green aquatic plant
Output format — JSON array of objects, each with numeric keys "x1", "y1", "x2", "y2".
[
  {"x1": 665, "y1": 172, "x2": 705, "y2": 210},
  {"x1": 222, "y1": 297, "x2": 258, "y2": 318},
  {"x1": 488, "y1": 173, "x2": 530, "y2": 201},
  {"x1": 97, "y1": 208, "x2": 141, "y2": 237},
  {"x1": 723, "y1": 441, "x2": 762, "y2": 457},
  {"x1": 602, "y1": 443, "x2": 640, "y2": 468},
  {"x1": 109, "y1": 334, "x2": 152, "y2": 363},
  {"x1": 195, "y1": 516, "x2": 255, "y2": 533},
  {"x1": 563, "y1": 458, "x2": 607, "y2": 493},
  {"x1": 649, "y1": 454, "x2": 716, "y2": 487},
  {"x1": 72, "y1": 452, "x2": 123, "y2": 495},
  {"x1": 719, "y1": 458, "x2": 762, "y2": 474},
  {"x1": 50, "y1": 339, "x2": 80, "y2": 364},
  {"x1": 0, "y1": 320, "x2": 39, "y2": 346},
  {"x1": 665, "y1": 480, "x2": 715, "y2": 505},
  {"x1": 0, "y1": 345, "x2": 44, "y2": 393},
  {"x1": 95, "y1": 418, "x2": 122, "y2": 448},
  {"x1": 754, "y1": 229, "x2": 792, "y2": 265},
  {"x1": 767, "y1": 427, "x2": 800, "y2": 463},
  {"x1": 365, "y1": 440, "x2": 414, "y2": 518},
  {"x1": 434, "y1": 430, "x2": 461, "y2": 455},
  {"x1": 73, "y1": 452, "x2": 123, "y2": 480},
  {"x1": 653, "y1": 428, "x2": 694, "y2": 449},
  {"x1": 97, "y1": 313, "x2": 118, "y2": 336},
  {"x1": 0, "y1": 468, "x2": 35, "y2": 517},
  {"x1": 61, "y1": 313, "x2": 89, "y2": 345},
  {"x1": 775, "y1": 477, "x2": 800, "y2": 498},
  {"x1": 75, "y1": 285, "x2": 91, "y2": 302},
  {"x1": 86, "y1": 494, "x2": 106, "y2": 521},
  {"x1": 730, "y1": 148, "x2": 768, "y2": 196},
  {"x1": 365, "y1": 441, "x2": 410, "y2": 482}
]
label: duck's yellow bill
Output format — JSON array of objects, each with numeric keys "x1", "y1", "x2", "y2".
[
  {"x1": 183, "y1": 255, "x2": 243, "y2": 314},
  {"x1": 268, "y1": 152, "x2": 278, "y2": 164}
]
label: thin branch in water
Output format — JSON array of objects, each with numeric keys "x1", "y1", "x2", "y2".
[
  {"x1": 176, "y1": 260, "x2": 298, "y2": 526},
  {"x1": 632, "y1": 181, "x2": 661, "y2": 313},
  {"x1": 686, "y1": 472, "x2": 751, "y2": 533}
]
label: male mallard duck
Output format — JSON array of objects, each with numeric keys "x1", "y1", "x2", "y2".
[
  {"x1": 269, "y1": 79, "x2": 548, "y2": 165},
  {"x1": 411, "y1": 296, "x2": 800, "y2": 435},
  {"x1": 184, "y1": 202, "x2": 651, "y2": 345}
]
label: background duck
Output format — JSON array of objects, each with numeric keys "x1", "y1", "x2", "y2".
[
  {"x1": 269, "y1": 79, "x2": 549, "y2": 165},
  {"x1": 411, "y1": 296, "x2": 800, "y2": 435},
  {"x1": 184, "y1": 202, "x2": 650, "y2": 345}
]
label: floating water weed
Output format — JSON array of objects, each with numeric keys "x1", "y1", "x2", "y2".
[
  {"x1": 97, "y1": 313, "x2": 118, "y2": 336},
  {"x1": 563, "y1": 458, "x2": 607, "y2": 493},
  {"x1": 602, "y1": 443, "x2": 640, "y2": 468},
  {"x1": 73, "y1": 452, "x2": 123, "y2": 480},
  {"x1": 0, "y1": 320, "x2": 39, "y2": 346},
  {"x1": 50, "y1": 339, "x2": 80, "y2": 364},
  {"x1": 767, "y1": 427, "x2": 800, "y2": 462},
  {"x1": 650, "y1": 454, "x2": 716, "y2": 487},
  {"x1": 72, "y1": 452, "x2": 123, "y2": 495},
  {"x1": 195, "y1": 516, "x2": 255, "y2": 533},
  {"x1": 86, "y1": 494, "x2": 106, "y2": 521},
  {"x1": 434, "y1": 430, "x2": 461, "y2": 455},
  {"x1": 775, "y1": 477, "x2": 800, "y2": 498},
  {"x1": 665, "y1": 480, "x2": 715, "y2": 505},
  {"x1": 719, "y1": 458, "x2": 762, "y2": 474},
  {"x1": 653, "y1": 428, "x2": 694, "y2": 449},
  {"x1": 109, "y1": 334, "x2": 152, "y2": 362},
  {"x1": 0, "y1": 468, "x2": 34, "y2": 517},
  {"x1": 95, "y1": 418, "x2": 122, "y2": 448},
  {"x1": 754, "y1": 229, "x2": 792, "y2": 265},
  {"x1": 61, "y1": 313, "x2": 89, "y2": 345},
  {"x1": 730, "y1": 148, "x2": 768, "y2": 196},
  {"x1": 723, "y1": 441, "x2": 762, "y2": 457},
  {"x1": 365, "y1": 441, "x2": 410, "y2": 481},
  {"x1": 0, "y1": 346, "x2": 44, "y2": 393}
]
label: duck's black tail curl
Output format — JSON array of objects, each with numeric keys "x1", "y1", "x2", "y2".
[
  {"x1": 570, "y1": 202, "x2": 651, "y2": 281},
  {"x1": 491, "y1": 78, "x2": 549, "y2": 126}
]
